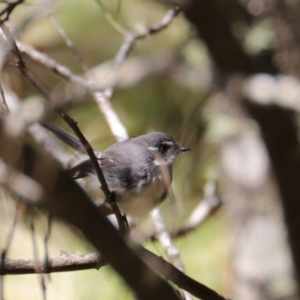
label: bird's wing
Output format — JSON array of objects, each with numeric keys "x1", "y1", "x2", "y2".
[{"x1": 68, "y1": 156, "x2": 119, "y2": 179}]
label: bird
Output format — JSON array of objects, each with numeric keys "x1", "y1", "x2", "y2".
[{"x1": 42, "y1": 123, "x2": 189, "y2": 218}]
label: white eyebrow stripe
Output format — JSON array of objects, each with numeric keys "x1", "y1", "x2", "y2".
[
  {"x1": 148, "y1": 146, "x2": 158, "y2": 151},
  {"x1": 162, "y1": 141, "x2": 173, "y2": 145}
]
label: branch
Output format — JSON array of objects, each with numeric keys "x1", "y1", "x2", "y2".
[
  {"x1": 151, "y1": 208, "x2": 192, "y2": 300},
  {"x1": 0, "y1": 253, "x2": 106, "y2": 275},
  {"x1": 139, "y1": 247, "x2": 228, "y2": 300},
  {"x1": 55, "y1": 111, "x2": 128, "y2": 234},
  {"x1": 0, "y1": 0, "x2": 23, "y2": 22},
  {"x1": 103, "y1": 5, "x2": 182, "y2": 99},
  {"x1": 0, "y1": 250, "x2": 228, "y2": 300},
  {"x1": 170, "y1": 182, "x2": 222, "y2": 238},
  {"x1": 48, "y1": 11, "x2": 88, "y2": 73}
]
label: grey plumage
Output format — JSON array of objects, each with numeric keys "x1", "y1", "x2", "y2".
[{"x1": 42, "y1": 123, "x2": 189, "y2": 217}]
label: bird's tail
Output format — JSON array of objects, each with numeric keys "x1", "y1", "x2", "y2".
[{"x1": 41, "y1": 122, "x2": 86, "y2": 153}]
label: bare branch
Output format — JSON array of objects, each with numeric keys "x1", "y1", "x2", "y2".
[
  {"x1": 93, "y1": 91, "x2": 129, "y2": 141},
  {"x1": 139, "y1": 247, "x2": 228, "y2": 300},
  {"x1": 0, "y1": 253, "x2": 106, "y2": 275},
  {"x1": 16, "y1": 41, "x2": 129, "y2": 141},
  {"x1": 171, "y1": 182, "x2": 222, "y2": 238},
  {"x1": 0, "y1": 80, "x2": 8, "y2": 112},
  {"x1": 103, "y1": 6, "x2": 182, "y2": 99},
  {"x1": 48, "y1": 12, "x2": 88, "y2": 73},
  {"x1": 29, "y1": 217, "x2": 47, "y2": 300},
  {"x1": 0, "y1": 204, "x2": 21, "y2": 300},
  {"x1": 0, "y1": 0, "x2": 23, "y2": 22},
  {"x1": 17, "y1": 41, "x2": 92, "y2": 90},
  {"x1": 0, "y1": 250, "x2": 228, "y2": 300},
  {"x1": 151, "y1": 208, "x2": 192, "y2": 300},
  {"x1": 135, "y1": 6, "x2": 182, "y2": 39},
  {"x1": 55, "y1": 111, "x2": 128, "y2": 234}
]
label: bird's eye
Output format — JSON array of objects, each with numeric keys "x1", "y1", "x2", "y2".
[{"x1": 159, "y1": 143, "x2": 170, "y2": 153}]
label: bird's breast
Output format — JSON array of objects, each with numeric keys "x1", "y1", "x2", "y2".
[
  {"x1": 117, "y1": 174, "x2": 169, "y2": 218},
  {"x1": 76, "y1": 168, "x2": 171, "y2": 218}
]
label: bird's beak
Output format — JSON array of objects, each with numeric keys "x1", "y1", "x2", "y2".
[{"x1": 180, "y1": 146, "x2": 190, "y2": 152}]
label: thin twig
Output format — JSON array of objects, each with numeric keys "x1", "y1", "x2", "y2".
[
  {"x1": 103, "y1": 6, "x2": 182, "y2": 100},
  {"x1": 17, "y1": 41, "x2": 92, "y2": 90},
  {"x1": 84, "y1": 6, "x2": 182, "y2": 138},
  {"x1": 0, "y1": 0, "x2": 23, "y2": 22},
  {"x1": 0, "y1": 203, "x2": 20, "y2": 300},
  {"x1": 1, "y1": 204, "x2": 20, "y2": 256},
  {"x1": 170, "y1": 182, "x2": 222, "y2": 238},
  {"x1": 16, "y1": 41, "x2": 129, "y2": 141},
  {"x1": 55, "y1": 110, "x2": 128, "y2": 234},
  {"x1": 0, "y1": 79, "x2": 8, "y2": 112},
  {"x1": 136, "y1": 6, "x2": 182, "y2": 39},
  {"x1": 151, "y1": 208, "x2": 192, "y2": 300},
  {"x1": 93, "y1": 91, "x2": 128, "y2": 141},
  {"x1": 44, "y1": 214, "x2": 52, "y2": 280},
  {"x1": 48, "y1": 12, "x2": 88, "y2": 73},
  {"x1": 58, "y1": 111, "x2": 111, "y2": 195},
  {"x1": 29, "y1": 217, "x2": 47, "y2": 300}
]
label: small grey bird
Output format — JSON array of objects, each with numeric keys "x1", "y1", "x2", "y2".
[{"x1": 42, "y1": 123, "x2": 189, "y2": 218}]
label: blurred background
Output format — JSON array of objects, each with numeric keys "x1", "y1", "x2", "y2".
[{"x1": 1, "y1": 0, "x2": 299, "y2": 299}]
